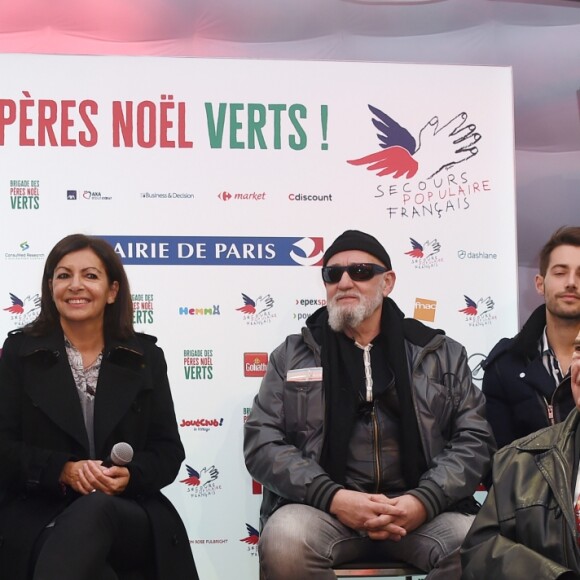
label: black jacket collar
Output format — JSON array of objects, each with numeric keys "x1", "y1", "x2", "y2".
[
  {"x1": 14, "y1": 328, "x2": 151, "y2": 458},
  {"x1": 485, "y1": 304, "x2": 546, "y2": 367}
]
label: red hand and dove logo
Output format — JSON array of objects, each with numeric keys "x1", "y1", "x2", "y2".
[{"x1": 348, "y1": 105, "x2": 481, "y2": 181}]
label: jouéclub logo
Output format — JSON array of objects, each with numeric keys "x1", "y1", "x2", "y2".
[{"x1": 179, "y1": 417, "x2": 224, "y2": 431}]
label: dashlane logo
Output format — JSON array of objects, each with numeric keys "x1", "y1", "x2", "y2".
[
  {"x1": 99, "y1": 236, "x2": 324, "y2": 266},
  {"x1": 457, "y1": 249, "x2": 498, "y2": 260}
]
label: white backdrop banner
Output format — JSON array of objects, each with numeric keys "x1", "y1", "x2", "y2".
[{"x1": 0, "y1": 54, "x2": 516, "y2": 579}]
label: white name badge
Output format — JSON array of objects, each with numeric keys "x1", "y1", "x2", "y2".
[{"x1": 286, "y1": 367, "x2": 323, "y2": 382}]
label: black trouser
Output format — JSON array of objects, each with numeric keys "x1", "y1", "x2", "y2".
[{"x1": 32, "y1": 492, "x2": 153, "y2": 580}]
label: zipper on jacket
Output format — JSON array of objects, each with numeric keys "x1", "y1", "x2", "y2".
[
  {"x1": 371, "y1": 402, "x2": 382, "y2": 494},
  {"x1": 542, "y1": 395, "x2": 554, "y2": 425},
  {"x1": 562, "y1": 510, "x2": 571, "y2": 567}
]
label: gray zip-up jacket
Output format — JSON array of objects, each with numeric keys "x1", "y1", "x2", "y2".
[{"x1": 244, "y1": 313, "x2": 496, "y2": 529}]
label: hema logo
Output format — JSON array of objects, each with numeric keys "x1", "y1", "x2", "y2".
[{"x1": 413, "y1": 298, "x2": 437, "y2": 322}]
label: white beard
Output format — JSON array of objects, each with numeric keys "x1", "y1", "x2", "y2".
[{"x1": 327, "y1": 279, "x2": 385, "y2": 333}]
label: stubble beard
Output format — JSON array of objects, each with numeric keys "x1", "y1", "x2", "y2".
[{"x1": 546, "y1": 294, "x2": 580, "y2": 323}]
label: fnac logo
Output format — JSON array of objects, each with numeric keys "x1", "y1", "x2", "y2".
[
  {"x1": 289, "y1": 237, "x2": 324, "y2": 266},
  {"x1": 218, "y1": 191, "x2": 232, "y2": 201},
  {"x1": 244, "y1": 352, "x2": 268, "y2": 377},
  {"x1": 414, "y1": 298, "x2": 437, "y2": 322}
]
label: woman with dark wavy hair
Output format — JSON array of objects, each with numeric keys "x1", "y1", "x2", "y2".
[{"x1": 0, "y1": 234, "x2": 198, "y2": 580}]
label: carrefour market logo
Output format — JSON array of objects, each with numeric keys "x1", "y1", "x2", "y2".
[{"x1": 99, "y1": 236, "x2": 324, "y2": 266}]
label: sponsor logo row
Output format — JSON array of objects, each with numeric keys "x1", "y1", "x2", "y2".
[
  {"x1": 2, "y1": 236, "x2": 498, "y2": 267},
  {"x1": 7, "y1": 180, "x2": 333, "y2": 209},
  {"x1": 3, "y1": 290, "x2": 497, "y2": 331}
]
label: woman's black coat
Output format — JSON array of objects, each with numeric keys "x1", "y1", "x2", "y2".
[{"x1": 0, "y1": 328, "x2": 198, "y2": 580}]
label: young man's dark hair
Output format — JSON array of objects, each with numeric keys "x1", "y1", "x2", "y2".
[{"x1": 538, "y1": 226, "x2": 580, "y2": 276}]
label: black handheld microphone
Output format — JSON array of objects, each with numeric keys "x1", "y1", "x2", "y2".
[{"x1": 102, "y1": 442, "x2": 134, "y2": 467}]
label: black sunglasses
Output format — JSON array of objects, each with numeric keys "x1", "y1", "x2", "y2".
[{"x1": 321, "y1": 263, "x2": 388, "y2": 284}]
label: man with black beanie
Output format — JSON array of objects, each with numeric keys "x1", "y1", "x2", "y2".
[{"x1": 244, "y1": 229, "x2": 495, "y2": 580}]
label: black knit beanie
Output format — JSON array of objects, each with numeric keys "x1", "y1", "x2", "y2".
[{"x1": 322, "y1": 230, "x2": 392, "y2": 269}]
